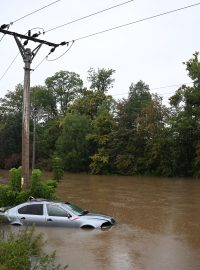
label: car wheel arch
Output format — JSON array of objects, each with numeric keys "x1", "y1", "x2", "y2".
[
  {"x1": 11, "y1": 222, "x2": 22, "y2": 226},
  {"x1": 81, "y1": 224, "x2": 95, "y2": 229}
]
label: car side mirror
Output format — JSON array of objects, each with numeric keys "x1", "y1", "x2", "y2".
[{"x1": 66, "y1": 213, "x2": 72, "y2": 218}]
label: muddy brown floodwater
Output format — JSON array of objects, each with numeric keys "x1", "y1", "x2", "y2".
[
  {"x1": 34, "y1": 174, "x2": 200, "y2": 270},
  {"x1": 3, "y1": 173, "x2": 200, "y2": 269}
]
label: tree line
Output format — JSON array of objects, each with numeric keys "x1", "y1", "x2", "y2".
[{"x1": 0, "y1": 52, "x2": 200, "y2": 177}]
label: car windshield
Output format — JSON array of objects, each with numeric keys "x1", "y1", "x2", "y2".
[{"x1": 61, "y1": 203, "x2": 87, "y2": 216}]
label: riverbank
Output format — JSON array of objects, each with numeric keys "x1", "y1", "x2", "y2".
[{"x1": 0, "y1": 170, "x2": 55, "y2": 184}]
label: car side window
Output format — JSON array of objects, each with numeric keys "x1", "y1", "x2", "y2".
[
  {"x1": 47, "y1": 204, "x2": 70, "y2": 217},
  {"x1": 18, "y1": 204, "x2": 43, "y2": 215}
]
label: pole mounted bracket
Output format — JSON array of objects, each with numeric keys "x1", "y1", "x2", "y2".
[
  {"x1": 32, "y1": 44, "x2": 42, "y2": 60},
  {"x1": 14, "y1": 35, "x2": 26, "y2": 61},
  {"x1": 14, "y1": 35, "x2": 42, "y2": 62}
]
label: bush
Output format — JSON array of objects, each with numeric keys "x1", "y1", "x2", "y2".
[
  {"x1": 30, "y1": 169, "x2": 57, "y2": 200},
  {"x1": 0, "y1": 226, "x2": 68, "y2": 270},
  {"x1": 0, "y1": 185, "x2": 16, "y2": 207},
  {"x1": 45, "y1": 180, "x2": 58, "y2": 189},
  {"x1": 52, "y1": 156, "x2": 64, "y2": 181},
  {"x1": 9, "y1": 167, "x2": 22, "y2": 192},
  {"x1": 15, "y1": 191, "x2": 30, "y2": 205},
  {"x1": 0, "y1": 168, "x2": 58, "y2": 208}
]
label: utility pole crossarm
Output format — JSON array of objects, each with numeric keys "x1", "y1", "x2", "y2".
[{"x1": 0, "y1": 28, "x2": 59, "y2": 47}]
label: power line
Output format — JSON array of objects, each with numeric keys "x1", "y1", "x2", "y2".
[
  {"x1": 44, "y1": 0, "x2": 134, "y2": 34},
  {"x1": 38, "y1": 2, "x2": 200, "y2": 63},
  {"x1": 46, "y1": 40, "x2": 75, "y2": 61},
  {"x1": 10, "y1": 0, "x2": 62, "y2": 25},
  {"x1": 63, "y1": 2, "x2": 200, "y2": 43},
  {"x1": 0, "y1": 0, "x2": 62, "y2": 44},
  {"x1": 111, "y1": 82, "x2": 193, "y2": 98},
  {"x1": 1, "y1": 3, "x2": 199, "y2": 85},
  {"x1": 0, "y1": 52, "x2": 19, "y2": 81},
  {"x1": 32, "y1": 56, "x2": 48, "y2": 72},
  {"x1": 32, "y1": 41, "x2": 75, "y2": 72},
  {"x1": 0, "y1": 34, "x2": 5, "y2": 42}
]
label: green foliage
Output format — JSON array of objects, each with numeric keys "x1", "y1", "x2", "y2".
[
  {"x1": 52, "y1": 156, "x2": 64, "y2": 181},
  {"x1": 15, "y1": 191, "x2": 30, "y2": 205},
  {"x1": 89, "y1": 149, "x2": 109, "y2": 174},
  {"x1": 45, "y1": 179, "x2": 58, "y2": 189},
  {"x1": 0, "y1": 185, "x2": 16, "y2": 207},
  {"x1": 56, "y1": 113, "x2": 91, "y2": 172},
  {"x1": 115, "y1": 154, "x2": 137, "y2": 175},
  {"x1": 30, "y1": 169, "x2": 57, "y2": 200},
  {"x1": 31, "y1": 85, "x2": 58, "y2": 122},
  {"x1": 184, "y1": 51, "x2": 200, "y2": 84},
  {"x1": 0, "y1": 168, "x2": 57, "y2": 207},
  {"x1": 1, "y1": 55, "x2": 200, "y2": 177},
  {"x1": 0, "y1": 113, "x2": 22, "y2": 169},
  {"x1": 45, "y1": 70, "x2": 83, "y2": 115},
  {"x1": 0, "y1": 84, "x2": 23, "y2": 116},
  {"x1": 36, "y1": 120, "x2": 61, "y2": 166},
  {"x1": 70, "y1": 91, "x2": 110, "y2": 119},
  {"x1": 0, "y1": 226, "x2": 68, "y2": 270},
  {"x1": 0, "y1": 186, "x2": 29, "y2": 208},
  {"x1": 88, "y1": 68, "x2": 115, "y2": 93},
  {"x1": 109, "y1": 81, "x2": 153, "y2": 175},
  {"x1": 9, "y1": 167, "x2": 21, "y2": 192},
  {"x1": 169, "y1": 52, "x2": 200, "y2": 176},
  {"x1": 88, "y1": 107, "x2": 115, "y2": 174}
]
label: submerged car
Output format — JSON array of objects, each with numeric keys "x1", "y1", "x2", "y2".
[{"x1": 1, "y1": 198, "x2": 116, "y2": 229}]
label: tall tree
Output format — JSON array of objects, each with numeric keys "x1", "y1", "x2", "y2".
[
  {"x1": 45, "y1": 70, "x2": 83, "y2": 115},
  {"x1": 0, "y1": 112, "x2": 22, "y2": 168},
  {"x1": 56, "y1": 113, "x2": 91, "y2": 172},
  {"x1": 70, "y1": 90, "x2": 115, "y2": 119},
  {"x1": 31, "y1": 85, "x2": 57, "y2": 122},
  {"x1": 110, "y1": 80, "x2": 152, "y2": 175},
  {"x1": 136, "y1": 95, "x2": 173, "y2": 176},
  {"x1": 169, "y1": 52, "x2": 200, "y2": 176},
  {"x1": 87, "y1": 68, "x2": 115, "y2": 93},
  {"x1": 0, "y1": 84, "x2": 23, "y2": 116},
  {"x1": 0, "y1": 85, "x2": 23, "y2": 169},
  {"x1": 87, "y1": 100, "x2": 116, "y2": 174}
]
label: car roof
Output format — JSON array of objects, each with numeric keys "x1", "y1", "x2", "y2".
[
  {"x1": 27, "y1": 197, "x2": 68, "y2": 204},
  {"x1": 27, "y1": 197, "x2": 52, "y2": 202}
]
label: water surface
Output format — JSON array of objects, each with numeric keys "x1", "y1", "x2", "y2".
[{"x1": 36, "y1": 174, "x2": 200, "y2": 270}]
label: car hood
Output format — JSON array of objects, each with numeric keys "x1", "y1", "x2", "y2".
[{"x1": 82, "y1": 212, "x2": 116, "y2": 224}]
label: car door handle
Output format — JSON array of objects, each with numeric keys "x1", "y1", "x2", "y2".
[
  {"x1": 21, "y1": 217, "x2": 26, "y2": 220},
  {"x1": 47, "y1": 218, "x2": 52, "y2": 221}
]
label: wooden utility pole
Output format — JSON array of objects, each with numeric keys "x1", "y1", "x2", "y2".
[
  {"x1": 0, "y1": 26, "x2": 60, "y2": 189},
  {"x1": 14, "y1": 36, "x2": 42, "y2": 189},
  {"x1": 22, "y1": 47, "x2": 31, "y2": 189}
]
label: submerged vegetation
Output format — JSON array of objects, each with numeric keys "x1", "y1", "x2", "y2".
[
  {"x1": 0, "y1": 53, "x2": 200, "y2": 177},
  {"x1": 0, "y1": 226, "x2": 68, "y2": 270}
]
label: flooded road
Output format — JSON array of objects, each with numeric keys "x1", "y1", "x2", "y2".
[
  {"x1": 34, "y1": 174, "x2": 200, "y2": 270},
  {"x1": 1, "y1": 171, "x2": 199, "y2": 269}
]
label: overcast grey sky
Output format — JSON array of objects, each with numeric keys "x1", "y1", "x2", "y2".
[{"x1": 0, "y1": 0, "x2": 199, "y2": 105}]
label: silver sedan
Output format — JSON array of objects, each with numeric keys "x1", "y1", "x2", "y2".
[{"x1": 1, "y1": 198, "x2": 116, "y2": 229}]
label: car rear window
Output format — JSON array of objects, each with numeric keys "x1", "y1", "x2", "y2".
[{"x1": 18, "y1": 204, "x2": 43, "y2": 215}]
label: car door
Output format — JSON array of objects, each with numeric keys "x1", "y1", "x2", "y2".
[
  {"x1": 17, "y1": 203, "x2": 45, "y2": 226},
  {"x1": 45, "y1": 203, "x2": 80, "y2": 228}
]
